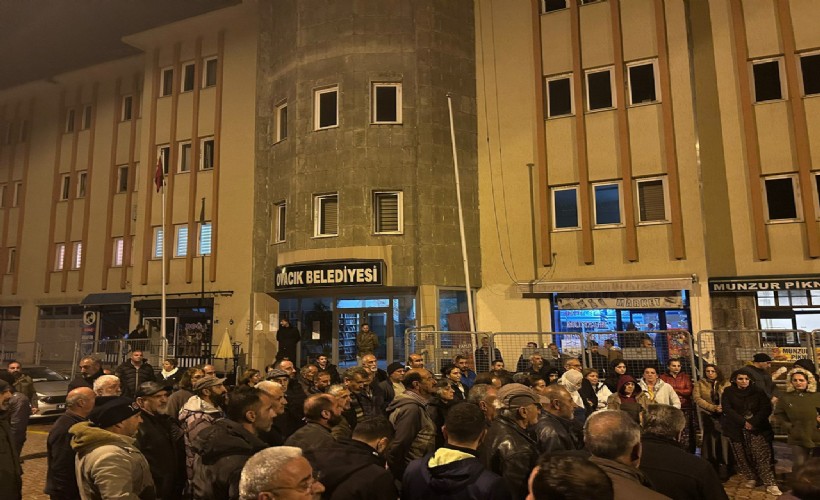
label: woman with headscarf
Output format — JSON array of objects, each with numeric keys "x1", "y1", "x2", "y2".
[
  {"x1": 606, "y1": 374, "x2": 649, "y2": 424},
  {"x1": 693, "y1": 363, "x2": 731, "y2": 480},
  {"x1": 604, "y1": 359, "x2": 627, "y2": 393},
  {"x1": 581, "y1": 368, "x2": 611, "y2": 413},
  {"x1": 774, "y1": 366, "x2": 820, "y2": 472},
  {"x1": 721, "y1": 368, "x2": 780, "y2": 496},
  {"x1": 558, "y1": 369, "x2": 586, "y2": 425}
]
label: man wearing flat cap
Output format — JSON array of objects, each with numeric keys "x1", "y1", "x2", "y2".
[
  {"x1": 70, "y1": 396, "x2": 155, "y2": 500},
  {"x1": 0, "y1": 379, "x2": 22, "y2": 500},
  {"x1": 136, "y1": 382, "x2": 185, "y2": 499},
  {"x1": 179, "y1": 375, "x2": 227, "y2": 487},
  {"x1": 478, "y1": 383, "x2": 540, "y2": 500}
]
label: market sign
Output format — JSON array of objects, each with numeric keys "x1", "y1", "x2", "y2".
[
  {"x1": 556, "y1": 295, "x2": 683, "y2": 310},
  {"x1": 708, "y1": 276, "x2": 820, "y2": 294},
  {"x1": 275, "y1": 260, "x2": 385, "y2": 290}
]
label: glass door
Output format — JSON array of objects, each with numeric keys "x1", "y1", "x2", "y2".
[{"x1": 366, "y1": 309, "x2": 390, "y2": 369}]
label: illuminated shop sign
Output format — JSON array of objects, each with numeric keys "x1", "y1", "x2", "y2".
[
  {"x1": 275, "y1": 260, "x2": 385, "y2": 290},
  {"x1": 556, "y1": 295, "x2": 683, "y2": 310},
  {"x1": 708, "y1": 276, "x2": 820, "y2": 294}
]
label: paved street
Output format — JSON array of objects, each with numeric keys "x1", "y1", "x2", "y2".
[{"x1": 21, "y1": 418, "x2": 792, "y2": 499}]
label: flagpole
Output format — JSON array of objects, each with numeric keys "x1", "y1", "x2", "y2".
[{"x1": 160, "y1": 161, "x2": 167, "y2": 350}]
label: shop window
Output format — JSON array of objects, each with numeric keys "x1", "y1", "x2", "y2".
[
  {"x1": 593, "y1": 182, "x2": 622, "y2": 226},
  {"x1": 203, "y1": 57, "x2": 218, "y2": 88},
  {"x1": 627, "y1": 60, "x2": 659, "y2": 105},
  {"x1": 71, "y1": 241, "x2": 83, "y2": 270},
  {"x1": 152, "y1": 227, "x2": 164, "y2": 259},
  {"x1": 586, "y1": 68, "x2": 614, "y2": 111},
  {"x1": 552, "y1": 186, "x2": 579, "y2": 230},
  {"x1": 198, "y1": 222, "x2": 212, "y2": 256},
  {"x1": 60, "y1": 174, "x2": 71, "y2": 200},
  {"x1": 275, "y1": 101, "x2": 288, "y2": 142},
  {"x1": 76, "y1": 171, "x2": 87, "y2": 198},
  {"x1": 160, "y1": 67, "x2": 174, "y2": 97},
  {"x1": 178, "y1": 141, "x2": 192, "y2": 173},
  {"x1": 6, "y1": 248, "x2": 16, "y2": 274},
  {"x1": 543, "y1": 0, "x2": 566, "y2": 12},
  {"x1": 181, "y1": 62, "x2": 196, "y2": 92},
  {"x1": 763, "y1": 175, "x2": 800, "y2": 222},
  {"x1": 372, "y1": 83, "x2": 402, "y2": 124},
  {"x1": 273, "y1": 202, "x2": 286, "y2": 243},
  {"x1": 373, "y1": 191, "x2": 403, "y2": 234},
  {"x1": 200, "y1": 138, "x2": 214, "y2": 170},
  {"x1": 81, "y1": 105, "x2": 92, "y2": 130},
  {"x1": 636, "y1": 177, "x2": 667, "y2": 223},
  {"x1": 117, "y1": 165, "x2": 129, "y2": 193},
  {"x1": 315, "y1": 86, "x2": 339, "y2": 130},
  {"x1": 545, "y1": 74, "x2": 573, "y2": 118},
  {"x1": 314, "y1": 193, "x2": 338, "y2": 237},
  {"x1": 752, "y1": 58, "x2": 784, "y2": 103},
  {"x1": 112, "y1": 237, "x2": 125, "y2": 267},
  {"x1": 175, "y1": 224, "x2": 188, "y2": 257},
  {"x1": 121, "y1": 95, "x2": 133, "y2": 121},
  {"x1": 65, "y1": 108, "x2": 76, "y2": 133},
  {"x1": 54, "y1": 243, "x2": 66, "y2": 271},
  {"x1": 757, "y1": 291, "x2": 776, "y2": 306}
]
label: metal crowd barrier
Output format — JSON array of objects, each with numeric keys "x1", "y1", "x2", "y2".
[
  {"x1": 404, "y1": 327, "x2": 484, "y2": 375},
  {"x1": 490, "y1": 332, "x2": 586, "y2": 373}
]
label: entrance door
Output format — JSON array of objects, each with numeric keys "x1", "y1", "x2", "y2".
[{"x1": 336, "y1": 308, "x2": 391, "y2": 369}]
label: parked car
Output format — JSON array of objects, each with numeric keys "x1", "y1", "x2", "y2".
[{"x1": 23, "y1": 366, "x2": 70, "y2": 419}]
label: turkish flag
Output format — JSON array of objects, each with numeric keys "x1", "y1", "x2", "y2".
[{"x1": 154, "y1": 155, "x2": 164, "y2": 193}]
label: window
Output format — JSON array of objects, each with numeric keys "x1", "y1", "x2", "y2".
[
  {"x1": 60, "y1": 174, "x2": 71, "y2": 200},
  {"x1": 275, "y1": 102, "x2": 288, "y2": 142},
  {"x1": 372, "y1": 83, "x2": 402, "y2": 124},
  {"x1": 6, "y1": 247, "x2": 15, "y2": 274},
  {"x1": 175, "y1": 225, "x2": 188, "y2": 257},
  {"x1": 636, "y1": 177, "x2": 668, "y2": 223},
  {"x1": 799, "y1": 53, "x2": 820, "y2": 96},
  {"x1": 314, "y1": 193, "x2": 339, "y2": 237},
  {"x1": 586, "y1": 68, "x2": 614, "y2": 111},
  {"x1": 0, "y1": 184, "x2": 6, "y2": 208},
  {"x1": 198, "y1": 222, "x2": 212, "y2": 255},
  {"x1": 314, "y1": 86, "x2": 339, "y2": 130},
  {"x1": 4, "y1": 123, "x2": 14, "y2": 145},
  {"x1": 65, "y1": 108, "x2": 75, "y2": 133},
  {"x1": 117, "y1": 165, "x2": 129, "y2": 193},
  {"x1": 160, "y1": 67, "x2": 174, "y2": 97},
  {"x1": 152, "y1": 227, "x2": 164, "y2": 259},
  {"x1": 12, "y1": 183, "x2": 21, "y2": 207},
  {"x1": 763, "y1": 175, "x2": 801, "y2": 222},
  {"x1": 543, "y1": 0, "x2": 567, "y2": 12},
  {"x1": 178, "y1": 142, "x2": 192, "y2": 173},
  {"x1": 18, "y1": 120, "x2": 28, "y2": 143},
  {"x1": 274, "y1": 202, "x2": 286, "y2": 243},
  {"x1": 546, "y1": 75, "x2": 573, "y2": 118},
  {"x1": 814, "y1": 172, "x2": 820, "y2": 219},
  {"x1": 593, "y1": 182, "x2": 622, "y2": 226},
  {"x1": 76, "y1": 171, "x2": 87, "y2": 198},
  {"x1": 54, "y1": 243, "x2": 66, "y2": 271},
  {"x1": 81, "y1": 105, "x2": 92, "y2": 130},
  {"x1": 157, "y1": 145, "x2": 170, "y2": 175},
  {"x1": 752, "y1": 59, "x2": 784, "y2": 102},
  {"x1": 373, "y1": 191, "x2": 403, "y2": 234},
  {"x1": 581, "y1": 0, "x2": 603, "y2": 4},
  {"x1": 200, "y1": 138, "x2": 214, "y2": 170},
  {"x1": 203, "y1": 57, "x2": 218, "y2": 88},
  {"x1": 181, "y1": 62, "x2": 195, "y2": 92},
  {"x1": 552, "y1": 186, "x2": 579, "y2": 230},
  {"x1": 71, "y1": 241, "x2": 83, "y2": 270},
  {"x1": 121, "y1": 95, "x2": 133, "y2": 121},
  {"x1": 627, "y1": 60, "x2": 659, "y2": 105},
  {"x1": 112, "y1": 237, "x2": 125, "y2": 267}
]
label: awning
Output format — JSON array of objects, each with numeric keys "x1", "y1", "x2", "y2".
[
  {"x1": 81, "y1": 292, "x2": 132, "y2": 306},
  {"x1": 517, "y1": 276, "x2": 695, "y2": 296}
]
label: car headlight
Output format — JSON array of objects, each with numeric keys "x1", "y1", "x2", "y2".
[{"x1": 36, "y1": 392, "x2": 47, "y2": 398}]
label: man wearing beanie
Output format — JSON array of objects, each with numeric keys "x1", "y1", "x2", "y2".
[
  {"x1": 380, "y1": 361, "x2": 406, "y2": 405},
  {"x1": 749, "y1": 353, "x2": 779, "y2": 402},
  {"x1": 70, "y1": 397, "x2": 155, "y2": 500},
  {"x1": 0, "y1": 379, "x2": 22, "y2": 500}
]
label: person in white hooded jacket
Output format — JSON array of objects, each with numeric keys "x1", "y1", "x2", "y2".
[{"x1": 639, "y1": 366, "x2": 681, "y2": 408}]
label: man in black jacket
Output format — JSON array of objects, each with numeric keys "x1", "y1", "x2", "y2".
[
  {"x1": 115, "y1": 350, "x2": 156, "y2": 398},
  {"x1": 530, "y1": 384, "x2": 581, "y2": 454},
  {"x1": 478, "y1": 383, "x2": 540, "y2": 500},
  {"x1": 285, "y1": 394, "x2": 340, "y2": 452},
  {"x1": 135, "y1": 381, "x2": 185, "y2": 500},
  {"x1": 45, "y1": 387, "x2": 96, "y2": 500},
  {"x1": 67, "y1": 356, "x2": 105, "y2": 391},
  {"x1": 639, "y1": 405, "x2": 728, "y2": 500},
  {"x1": 276, "y1": 317, "x2": 301, "y2": 363},
  {"x1": 305, "y1": 416, "x2": 398, "y2": 499}
]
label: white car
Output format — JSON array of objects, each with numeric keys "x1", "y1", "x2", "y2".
[{"x1": 23, "y1": 366, "x2": 71, "y2": 419}]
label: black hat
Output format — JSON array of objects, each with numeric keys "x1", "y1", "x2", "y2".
[
  {"x1": 753, "y1": 353, "x2": 773, "y2": 363},
  {"x1": 0, "y1": 379, "x2": 10, "y2": 393},
  {"x1": 387, "y1": 362, "x2": 405, "y2": 375},
  {"x1": 88, "y1": 397, "x2": 141, "y2": 428},
  {"x1": 136, "y1": 381, "x2": 172, "y2": 398}
]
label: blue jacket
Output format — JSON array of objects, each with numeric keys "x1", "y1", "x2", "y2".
[{"x1": 402, "y1": 445, "x2": 511, "y2": 500}]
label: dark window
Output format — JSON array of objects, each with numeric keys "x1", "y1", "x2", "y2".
[
  {"x1": 118, "y1": 166, "x2": 129, "y2": 193},
  {"x1": 587, "y1": 70, "x2": 613, "y2": 110},
  {"x1": 543, "y1": 0, "x2": 566, "y2": 11},
  {"x1": 204, "y1": 58, "x2": 218, "y2": 87},
  {"x1": 122, "y1": 96, "x2": 133, "y2": 121},
  {"x1": 594, "y1": 184, "x2": 621, "y2": 225},
  {"x1": 277, "y1": 104, "x2": 288, "y2": 141},
  {"x1": 374, "y1": 85, "x2": 399, "y2": 123},
  {"x1": 201, "y1": 139, "x2": 214, "y2": 170},
  {"x1": 317, "y1": 89, "x2": 338, "y2": 129},
  {"x1": 637, "y1": 179, "x2": 666, "y2": 222},
  {"x1": 161, "y1": 68, "x2": 174, "y2": 97},
  {"x1": 765, "y1": 177, "x2": 797, "y2": 220},
  {"x1": 629, "y1": 63, "x2": 657, "y2": 104},
  {"x1": 553, "y1": 188, "x2": 579, "y2": 229},
  {"x1": 815, "y1": 174, "x2": 820, "y2": 210},
  {"x1": 547, "y1": 77, "x2": 572, "y2": 117},
  {"x1": 800, "y1": 53, "x2": 820, "y2": 96},
  {"x1": 753, "y1": 60, "x2": 782, "y2": 102},
  {"x1": 182, "y1": 63, "x2": 195, "y2": 92}
]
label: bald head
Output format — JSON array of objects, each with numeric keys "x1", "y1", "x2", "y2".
[
  {"x1": 66, "y1": 387, "x2": 96, "y2": 417},
  {"x1": 584, "y1": 410, "x2": 642, "y2": 465}
]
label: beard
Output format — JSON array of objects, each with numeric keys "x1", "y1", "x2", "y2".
[
  {"x1": 327, "y1": 413, "x2": 343, "y2": 427},
  {"x1": 211, "y1": 391, "x2": 228, "y2": 409}
]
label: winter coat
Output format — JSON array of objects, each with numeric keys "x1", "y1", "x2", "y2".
[
  {"x1": 2, "y1": 392, "x2": 30, "y2": 455},
  {"x1": 589, "y1": 456, "x2": 670, "y2": 500},
  {"x1": 659, "y1": 372, "x2": 693, "y2": 408},
  {"x1": 529, "y1": 410, "x2": 581, "y2": 454},
  {"x1": 159, "y1": 368, "x2": 182, "y2": 389},
  {"x1": 460, "y1": 369, "x2": 477, "y2": 390},
  {"x1": 774, "y1": 367, "x2": 820, "y2": 448},
  {"x1": 68, "y1": 369, "x2": 105, "y2": 392},
  {"x1": 639, "y1": 434, "x2": 729, "y2": 500},
  {"x1": 190, "y1": 418, "x2": 268, "y2": 500},
  {"x1": 0, "y1": 417, "x2": 22, "y2": 500},
  {"x1": 386, "y1": 391, "x2": 437, "y2": 480},
  {"x1": 357, "y1": 330, "x2": 379, "y2": 356},
  {"x1": 403, "y1": 445, "x2": 512, "y2": 500},
  {"x1": 273, "y1": 379, "x2": 307, "y2": 438},
  {"x1": 70, "y1": 421, "x2": 156, "y2": 500},
  {"x1": 12, "y1": 373, "x2": 37, "y2": 408},
  {"x1": 305, "y1": 438, "x2": 398, "y2": 500},
  {"x1": 693, "y1": 378, "x2": 729, "y2": 414},
  {"x1": 720, "y1": 369, "x2": 773, "y2": 442},
  {"x1": 478, "y1": 414, "x2": 539, "y2": 500},
  {"x1": 135, "y1": 410, "x2": 185, "y2": 499},
  {"x1": 45, "y1": 410, "x2": 85, "y2": 500},
  {"x1": 276, "y1": 325, "x2": 301, "y2": 361},
  {"x1": 284, "y1": 421, "x2": 336, "y2": 452},
  {"x1": 316, "y1": 362, "x2": 341, "y2": 385},
  {"x1": 179, "y1": 395, "x2": 224, "y2": 481},
  {"x1": 354, "y1": 385, "x2": 385, "y2": 418},
  {"x1": 639, "y1": 378, "x2": 681, "y2": 408},
  {"x1": 165, "y1": 388, "x2": 193, "y2": 419},
  {"x1": 607, "y1": 375, "x2": 650, "y2": 423},
  {"x1": 115, "y1": 361, "x2": 157, "y2": 398},
  {"x1": 747, "y1": 364, "x2": 777, "y2": 399}
]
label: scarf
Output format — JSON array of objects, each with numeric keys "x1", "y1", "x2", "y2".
[{"x1": 161, "y1": 367, "x2": 178, "y2": 379}]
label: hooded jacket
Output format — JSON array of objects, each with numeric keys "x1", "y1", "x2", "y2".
[
  {"x1": 70, "y1": 421, "x2": 156, "y2": 500},
  {"x1": 638, "y1": 377, "x2": 681, "y2": 408},
  {"x1": 720, "y1": 368, "x2": 773, "y2": 442},
  {"x1": 386, "y1": 391, "x2": 436, "y2": 480},
  {"x1": 402, "y1": 445, "x2": 511, "y2": 500},
  {"x1": 305, "y1": 437, "x2": 398, "y2": 500},
  {"x1": 774, "y1": 367, "x2": 820, "y2": 448},
  {"x1": 190, "y1": 418, "x2": 268, "y2": 500},
  {"x1": 606, "y1": 375, "x2": 649, "y2": 423},
  {"x1": 179, "y1": 395, "x2": 224, "y2": 482}
]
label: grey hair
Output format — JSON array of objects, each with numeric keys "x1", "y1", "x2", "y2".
[
  {"x1": 93, "y1": 375, "x2": 120, "y2": 396},
  {"x1": 584, "y1": 410, "x2": 641, "y2": 460},
  {"x1": 239, "y1": 446, "x2": 303, "y2": 500},
  {"x1": 466, "y1": 384, "x2": 492, "y2": 404},
  {"x1": 327, "y1": 384, "x2": 347, "y2": 397},
  {"x1": 254, "y1": 380, "x2": 283, "y2": 394},
  {"x1": 642, "y1": 404, "x2": 686, "y2": 439}
]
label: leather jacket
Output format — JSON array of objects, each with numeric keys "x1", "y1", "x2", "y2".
[
  {"x1": 479, "y1": 415, "x2": 538, "y2": 500},
  {"x1": 529, "y1": 410, "x2": 581, "y2": 454}
]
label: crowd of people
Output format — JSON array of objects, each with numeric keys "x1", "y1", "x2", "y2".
[{"x1": 1, "y1": 343, "x2": 819, "y2": 500}]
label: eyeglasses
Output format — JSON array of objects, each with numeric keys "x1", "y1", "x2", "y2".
[{"x1": 271, "y1": 471, "x2": 322, "y2": 494}]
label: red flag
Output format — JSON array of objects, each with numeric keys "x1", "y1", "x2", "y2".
[{"x1": 154, "y1": 155, "x2": 164, "y2": 193}]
